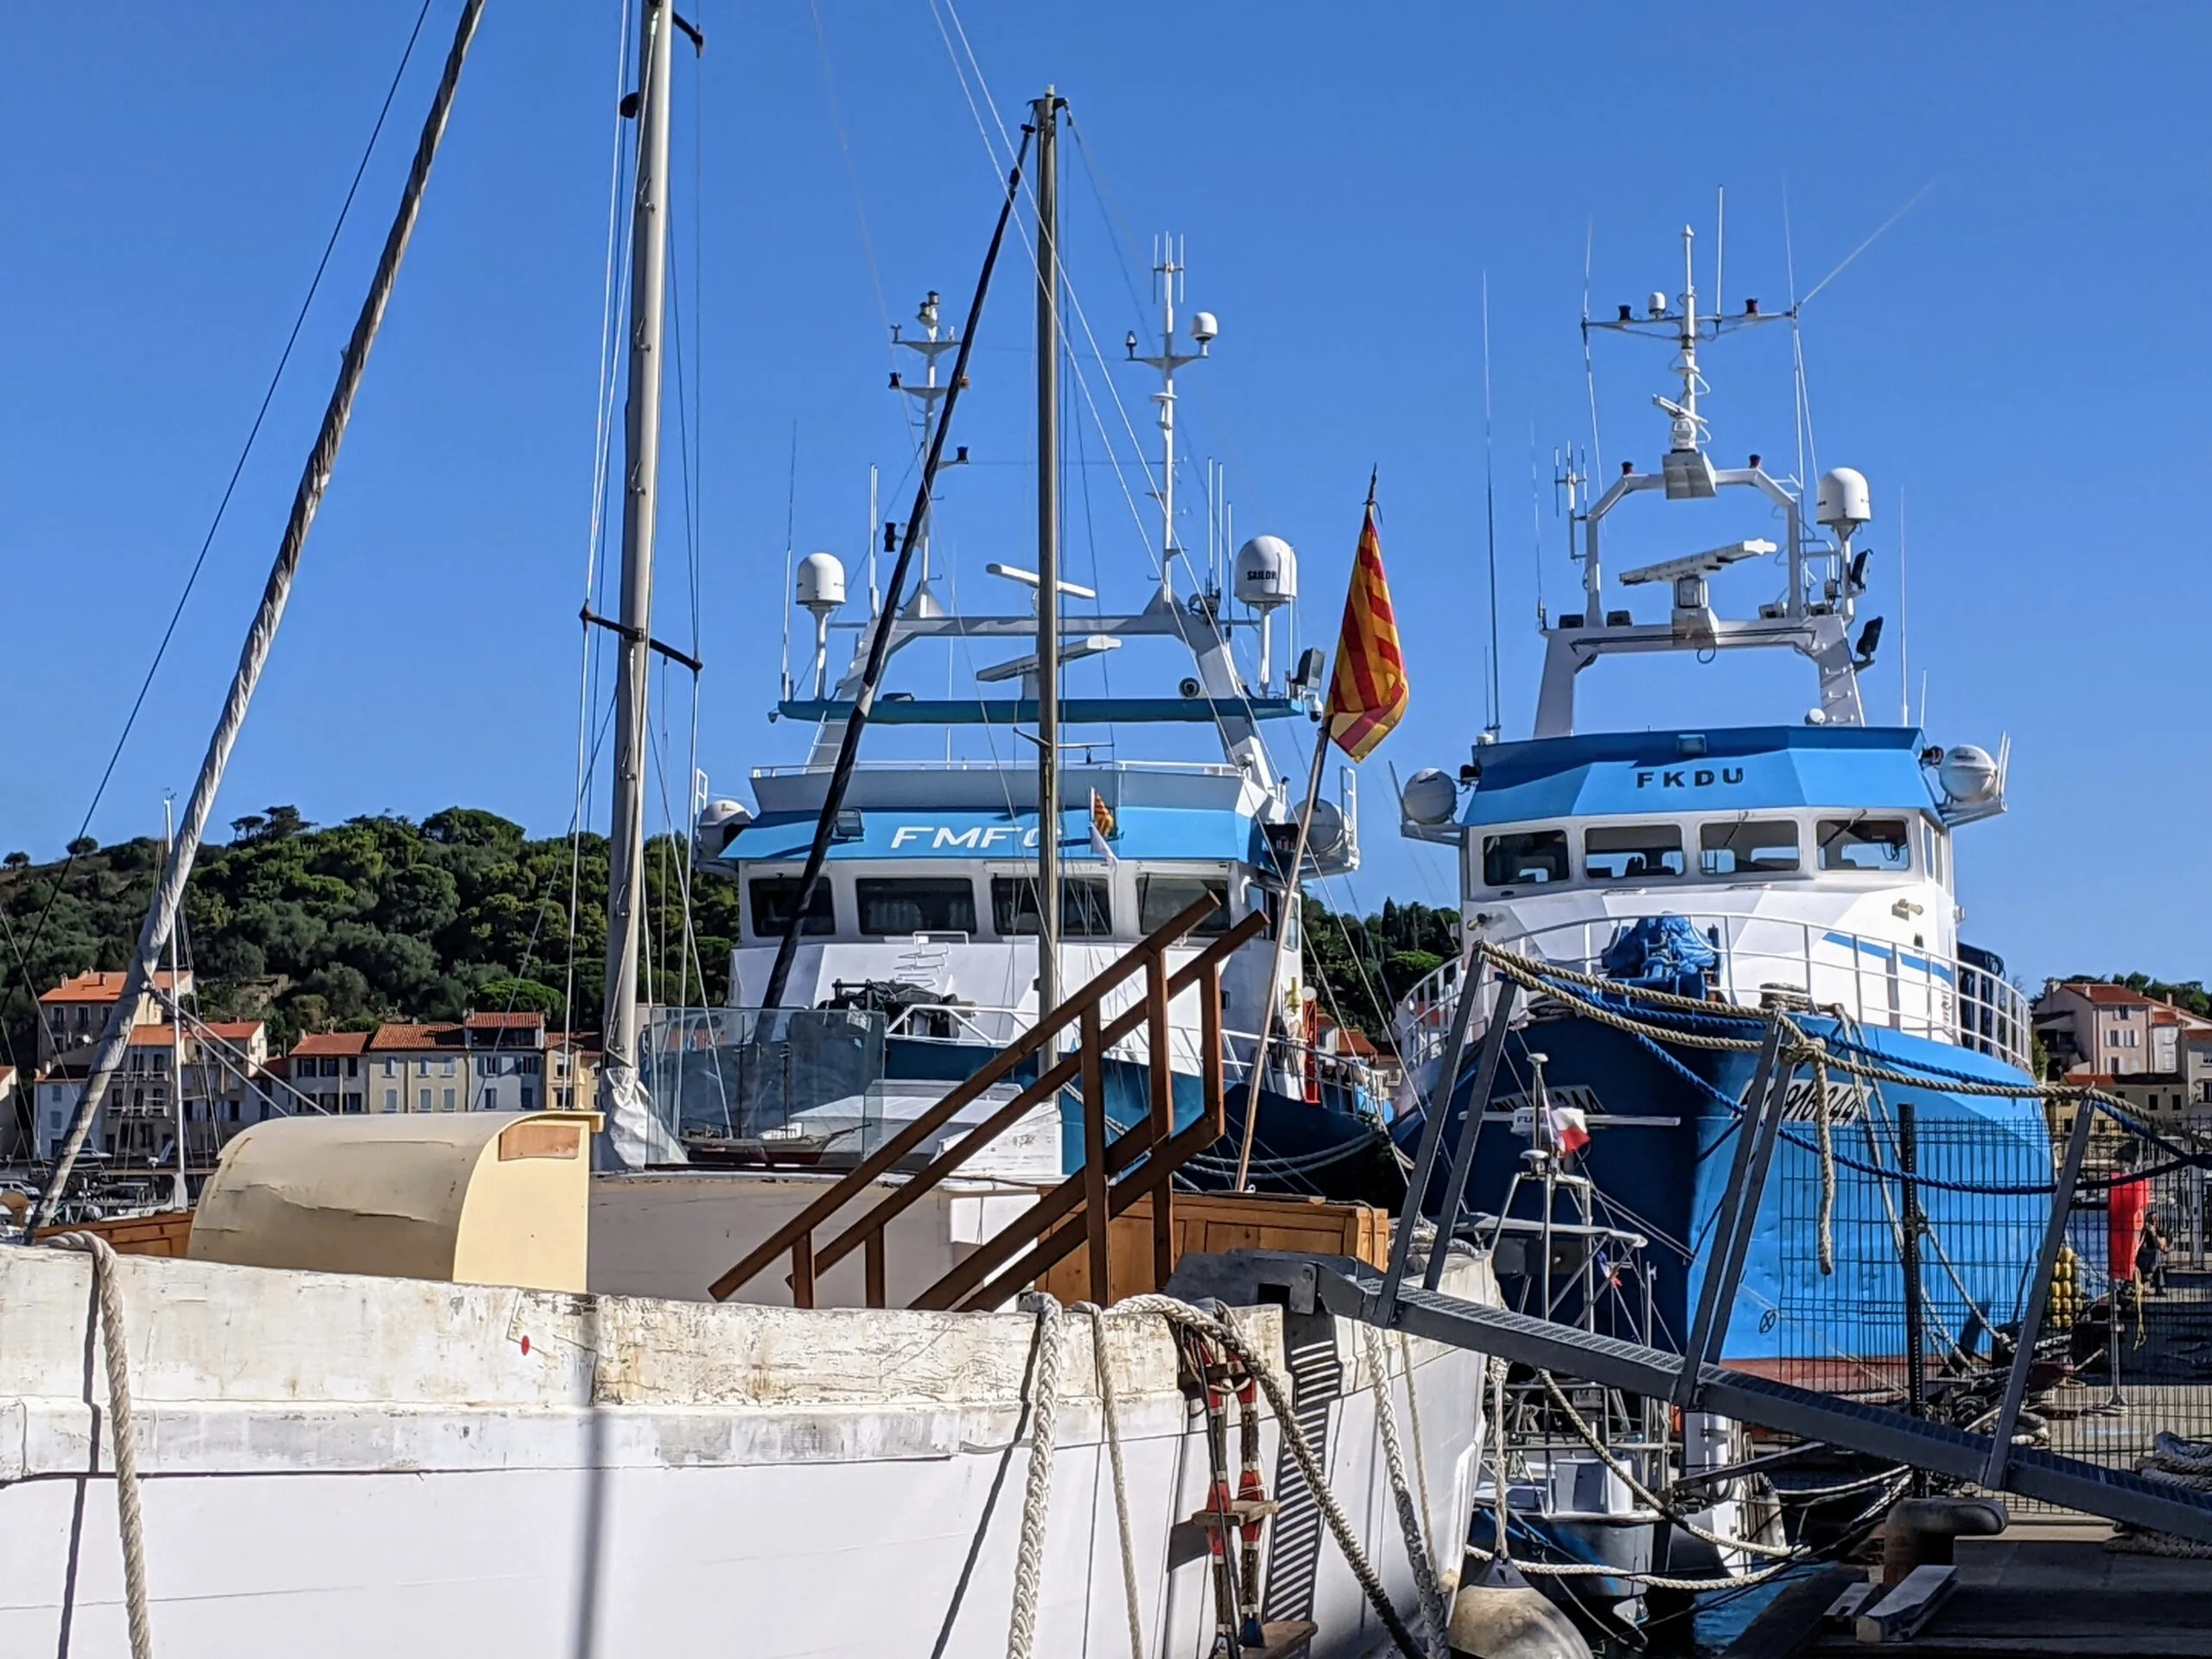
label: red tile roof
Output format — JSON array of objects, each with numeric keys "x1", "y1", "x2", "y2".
[
  {"x1": 2068, "y1": 983, "x2": 2155, "y2": 1007},
  {"x1": 291, "y1": 1031, "x2": 372, "y2": 1057},
  {"x1": 127, "y1": 1020, "x2": 263, "y2": 1048},
  {"x1": 365, "y1": 1023, "x2": 463, "y2": 1052},
  {"x1": 39, "y1": 969, "x2": 190, "y2": 1005},
  {"x1": 464, "y1": 1010, "x2": 546, "y2": 1031}
]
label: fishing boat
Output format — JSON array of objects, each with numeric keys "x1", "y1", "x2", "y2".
[
  {"x1": 1390, "y1": 225, "x2": 2047, "y2": 1382},
  {"x1": 683, "y1": 220, "x2": 1395, "y2": 1200}
]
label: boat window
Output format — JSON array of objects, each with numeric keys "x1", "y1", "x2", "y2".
[
  {"x1": 1699, "y1": 819, "x2": 1802, "y2": 875},
  {"x1": 1583, "y1": 823, "x2": 1686, "y2": 881},
  {"x1": 855, "y1": 877, "x2": 977, "y2": 935},
  {"x1": 1138, "y1": 873, "x2": 1231, "y2": 935},
  {"x1": 990, "y1": 875, "x2": 1113, "y2": 938},
  {"x1": 1482, "y1": 830, "x2": 1569, "y2": 887},
  {"x1": 1815, "y1": 817, "x2": 1913, "y2": 874},
  {"x1": 747, "y1": 875, "x2": 835, "y2": 938}
]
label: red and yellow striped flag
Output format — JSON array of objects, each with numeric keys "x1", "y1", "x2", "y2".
[{"x1": 1322, "y1": 501, "x2": 1408, "y2": 760}]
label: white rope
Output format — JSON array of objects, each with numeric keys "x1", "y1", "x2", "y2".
[
  {"x1": 1362, "y1": 1325, "x2": 1447, "y2": 1657},
  {"x1": 1397, "y1": 1330, "x2": 1438, "y2": 1578},
  {"x1": 1463, "y1": 1544, "x2": 1806, "y2": 1593},
  {"x1": 1077, "y1": 1302, "x2": 1147, "y2": 1659},
  {"x1": 48, "y1": 1233, "x2": 155, "y2": 1659},
  {"x1": 1113, "y1": 1294, "x2": 1427, "y2": 1659},
  {"x1": 1007, "y1": 1293, "x2": 1065, "y2": 1659}
]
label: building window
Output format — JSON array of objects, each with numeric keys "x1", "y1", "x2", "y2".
[
  {"x1": 855, "y1": 877, "x2": 976, "y2": 937},
  {"x1": 418, "y1": 1087, "x2": 431, "y2": 1111},
  {"x1": 1482, "y1": 830, "x2": 1570, "y2": 887},
  {"x1": 344, "y1": 1092, "x2": 363, "y2": 1113},
  {"x1": 991, "y1": 875, "x2": 1114, "y2": 938},
  {"x1": 520, "y1": 1087, "x2": 535, "y2": 1110},
  {"x1": 384, "y1": 1058, "x2": 397, "y2": 1077},
  {"x1": 1136, "y1": 874, "x2": 1233, "y2": 935},
  {"x1": 442, "y1": 1088, "x2": 455, "y2": 1111},
  {"x1": 346, "y1": 1057, "x2": 359, "y2": 1077},
  {"x1": 1700, "y1": 818, "x2": 1801, "y2": 875},
  {"x1": 383, "y1": 1089, "x2": 398, "y2": 1112},
  {"x1": 484, "y1": 1086, "x2": 499, "y2": 1111},
  {"x1": 748, "y1": 875, "x2": 836, "y2": 939},
  {"x1": 1584, "y1": 823, "x2": 1686, "y2": 881},
  {"x1": 1815, "y1": 817, "x2": 1912, "y2": 873}
]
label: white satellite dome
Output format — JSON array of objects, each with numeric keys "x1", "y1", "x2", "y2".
[
  {"x1": 1233, "y1": 535, "x2": 1298, "y2": 611},
  {"x1": 1401, "y1": 767, "x2": 1459, "y2": 827},
  {"x1": 1937, "y1": 744, "x2": 2000, "y2": 804},
  {"x1": 693, "y1": 798, "x2": 752, "y2": 862},
  {"x1": 796, "y1": 551, "x2": 847, "y2": 613},
  {"x1": 1815, "y1": 467, "x2": 1872, "y2": 531}
]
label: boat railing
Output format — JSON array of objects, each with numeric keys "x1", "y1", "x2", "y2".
[
  {"x1": 881, "y1": 997, "x2": 1380, "y2": 1102},
  {"x1": 1395, "y1": 912, "x2": 2031, "y2": 1075},
  {"x1": 749, "y1": 757, "x2": 1243, "y2": 780},
  {"x1": 709, "y1": 893, "x2": 1267, "y2": 1310}
]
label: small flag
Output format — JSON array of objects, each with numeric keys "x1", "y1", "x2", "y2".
[
  {"x1": 1545, "y1": 1099, "x2": 1591, "y2": 1156},
  {"x1": 1087, "y1": 788, "x2": 1117, "y2": 864},
  {"x1": 1322, "y1": 499, "x2": 1409, "y2": 760}
]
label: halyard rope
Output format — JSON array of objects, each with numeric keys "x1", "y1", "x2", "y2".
[{"x1": 48, "y1": 1232, "x2": 155, "y2": 1659}]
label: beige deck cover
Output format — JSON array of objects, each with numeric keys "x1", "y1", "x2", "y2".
[{"x1": 188, "y1": 1110, "x2": 601, "y2": 1292}]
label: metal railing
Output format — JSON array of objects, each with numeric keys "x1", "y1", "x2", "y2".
[
  {"x1": 708, "y1": 893, "x2": 1267, "y2": 1310},
  {"x1": 1396, "y1": 912, "x2": 2031, "y2": 1074}
]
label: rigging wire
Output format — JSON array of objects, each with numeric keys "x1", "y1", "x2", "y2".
[{"x1": 5, "y1": 0, "x2": 439, "y2": 994}]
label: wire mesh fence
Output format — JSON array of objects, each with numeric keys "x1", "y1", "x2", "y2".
[{"x1": 1770, "y1": 1107, "x2": 2212, "y2": 1511}]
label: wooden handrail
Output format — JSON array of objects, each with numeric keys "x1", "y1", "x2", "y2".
[{"x1": 708, "y1": 894, "x2": 1260, "y2": 1303}]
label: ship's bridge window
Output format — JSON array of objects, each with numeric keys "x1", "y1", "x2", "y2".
[
  {"x1": 991, "y1": 875, "x2": 1114, "y2": 938},
  {"x1": 856, "y1": 877, "x2": 976, "y2": 936},
  {"x1": 1483, "y1": 830, "x2": 1569, "y2": 887},
  {"x1": 748, "y1": 875, "x2": 835, "y2": 938},
  {"x1": 1816, "y1": 817, "x2": 1913, "y2": 874},
  {"x1": 1700, "y1": 819, "x2": 1802, "y2": 876},
  {"x1": 1584, "y1": 823, "x2": 1685, "y2": 881},
  {"x1": 1138, "y1": 872, "x2": 1231, "y2": 935}
]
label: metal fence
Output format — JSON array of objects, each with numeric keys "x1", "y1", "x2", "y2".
[{"x1": 1770, "y1": 1110, "x2": 2212, "y2": 1509}]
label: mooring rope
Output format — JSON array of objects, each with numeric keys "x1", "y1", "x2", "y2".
[
  {"x1": 1361, "y1": 1325, "x2": 1448, "y2": 1657},
  {"x1": 1006, "y1": 1293, "x2": 1065, "y2": 1659},
  {"x1": 48, "y1": 1232, "x2": 155, "y2": 1659},
  {"x1": 1113, "y1": 1294, "x2": 1428, "y2": 1659},
  {"x1": 1075, "y1": 1301, "x2": 1147, "y2": 1659}
]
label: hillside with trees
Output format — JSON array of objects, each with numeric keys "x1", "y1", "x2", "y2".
[{"x1": 0, "y1": 806, "x2": 733, "y2": 1071}]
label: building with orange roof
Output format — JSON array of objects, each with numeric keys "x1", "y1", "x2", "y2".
[
  {"x1": 33, "y1": 1018, "x2": 276, "y2": 1165},
  {"x1": 358, "y1": 1009, "x2": 546, "y2": 1116},
  {"x1": 35, "y1": 969, "x2": 194, "y2": 1065}
]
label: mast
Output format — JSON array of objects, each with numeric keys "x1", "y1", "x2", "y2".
[
  {"x1": 597, "y1": 0, "x2": 679, "y2": 1165},
  {"x1": 1032, "y1": 88, "x2": 1063, "y2": 1023},
  {"x1": 165, "y1": 798, "x2": 187, "y2": 1210},
  {"x1": 29, "y1": 0, "x2": 487, "y2": 1230}
]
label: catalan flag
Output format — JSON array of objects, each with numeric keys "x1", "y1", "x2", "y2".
[{"x1": 1322, "y1": 500, "x2": 1408, "y2": 760}]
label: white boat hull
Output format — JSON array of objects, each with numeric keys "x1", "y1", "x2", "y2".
[{"x1": 0, "y1": 1246, "x2": 1496, "y2": 1656}]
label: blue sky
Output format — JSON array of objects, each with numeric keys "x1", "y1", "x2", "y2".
[{"x1": 3, "y1": 3, "x2": 2206, "y2": 986}]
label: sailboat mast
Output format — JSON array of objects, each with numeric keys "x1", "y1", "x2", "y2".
[
  {"x1": 28, "y1": 0, "x2": 487, "y2": 1230},
  {"x1": 1032, "y1": 88, "x2": 1063, "y2": 1022},
  {"x1": 598, "y1": 0, "x2": 676, "y2": 1166},
  {"x1": 166, "y1": 798, "x2": 187, "y2": 1209}
]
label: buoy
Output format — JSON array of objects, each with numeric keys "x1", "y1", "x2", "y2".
[{"x1": 1447, "y1": 1557, "x2": 1592, "y2": 1659}]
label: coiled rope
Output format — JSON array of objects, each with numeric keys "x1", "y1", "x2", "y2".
[{"x1": 48, "y1": 1232, "x2": 155, "y2": 1659}]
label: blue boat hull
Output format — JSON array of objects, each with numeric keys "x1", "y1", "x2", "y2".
[
  {"x1": 1390, "y1": 1013, "x2": 2050, "y2": 1374},
  {"x1": 886, "y1": 1035, "x2": 1395, "y2": 1202}
]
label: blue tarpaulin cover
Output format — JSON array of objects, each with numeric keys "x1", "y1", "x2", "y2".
[{"x1": 1601, "y1": 914, "x2": 1718, "y2": 1000}]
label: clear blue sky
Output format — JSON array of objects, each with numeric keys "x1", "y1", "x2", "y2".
[{"x1": 4, "y1": 3, "x2": 2206, "y2": 988}]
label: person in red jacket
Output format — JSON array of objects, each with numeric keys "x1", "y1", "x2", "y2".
[{"x1": 2108, "y1": 1141, "x2": 2152, "y2": 1306}]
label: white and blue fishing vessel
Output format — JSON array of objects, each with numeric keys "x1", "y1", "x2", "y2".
[
  {"x1": 691, "y1": 248, "x2": 1396, "y2": 1197},
  {"x1": 1392, "y1": 227, "x2": 2045, "y2": 1378}
]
